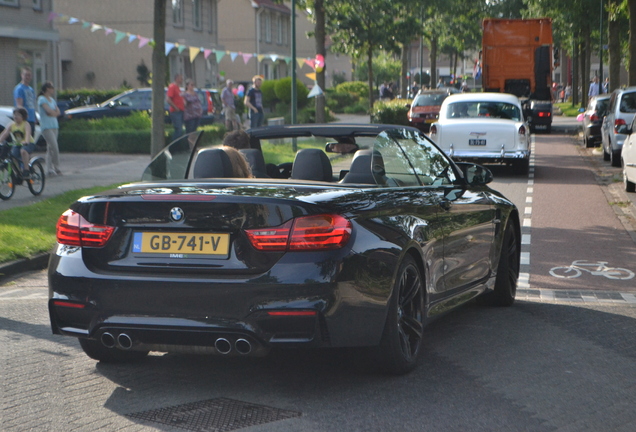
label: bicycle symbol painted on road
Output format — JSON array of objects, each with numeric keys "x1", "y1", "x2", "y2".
[{"x1": 549, "y1": 260, "x2": 635, "y2": 280}]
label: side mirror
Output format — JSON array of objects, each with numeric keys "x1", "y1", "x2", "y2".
[{"x1": 455, "y1": 162, "x2": 493, "y2": 186}]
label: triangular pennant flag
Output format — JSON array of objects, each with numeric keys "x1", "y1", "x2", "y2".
[
  {"x1": 230, "y1": 52, "x2": 239, "y2": 62},
  {"x1": 68, "y1": 17, "x2": 79, "y2": 24},
  {"x1": 47, "y1": 12, "x2": 57, "y2": 22},
  {"x1": 257, "y1": 54, "x2": 265, "y2": 62},
  {"x1": 128, "y1": 34, "x2": 137, "y2": 43},
  {"x1": 165, "y1": 42, "x2": 175, "y2": 55},
  {"x1": 114, "y1": 31, "x2": 126, "y2": 44},
  {"x1": 215, "y1": 50, "x2": 226, "y2": 62},
  {"x1": 284, "y1": 57, "x2": 292, "y2": 65},
  {"x1": 104, "y1": 27, "x2": 113, "y2": 35},
  {"x1": 90, "y1": 24, "x2": 102, "y2": 32},
  {"x1": 296, "y1": 58, "x2": 305, "y2": 68},
  {"x1": 242, "y1": 53, "x2": 252, "y2": 64},
  {"x1": 305, "y1": 59, "x2": 316, "y2": 70},
  {"x1": 203, "y1": 49, "x2": 213, "y2": 59},
  {"x1": 189, "y1": 47, "x2": 200, "y2": 63},
  {"x1": 81, "y1": 21, "x2": 91, "y2": 29},
  {"x1": 138, "y1": 37, "x2": 150, "y2": 48},
  {"x1": 177, "y1": 44, "x2": 186, "y2": 53},
  {"x1": 307, "y1": 83, "x2": 323, "y2": 98},
  {"x1": 270, "y1": 54, "x2": 278, "y2": 62},
  {"x1": 305, "y1": 72, "x2": 317, "y2": 81}
]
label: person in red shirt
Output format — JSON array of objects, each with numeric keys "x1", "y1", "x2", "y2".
[{"x1": 167, "y1": 74, "x2": 185, "y2": 140}]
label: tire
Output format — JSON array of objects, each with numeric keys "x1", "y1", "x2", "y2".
[
  {"x1": 374, "y1": 255, "x2": 424, "y2": 375},
  {"x1": 0, "y1": 162, "x2": 16, "y2": 200},
  {"x1": 624, "y1": 169, "x2": 636, "y2": 193},
  {"x1": 79, "y1": 338, "x2": 149, "y2": 363},
  {"x1": 511, "y1": 158, "x2": 529, "y2": 175},
  {"x1": 27, "y1": 160, "x2": 45, "y2": 195},
  {"x1": 479, "y1": 222, "x2": 519, "y2": 306},
  {"x1": 610, "y1": 149, "x2": 621, "y2": 167},
  {"x1": 545, "y1": 124, "x2": 551, "y2": 134}
]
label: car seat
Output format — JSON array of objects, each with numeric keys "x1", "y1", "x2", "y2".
[
  {"x1": 340, "y1": 150, "x2": 376, "y2": 184},
  {"x1": 290, "y1": 148, "x2": 333, "y2": 181},
  {"x1": 239, "y1": 148, "x2": 269, "y2": 178},
  {"x1": 192, "y1": 148, "x2": 234, "y2": 178}
]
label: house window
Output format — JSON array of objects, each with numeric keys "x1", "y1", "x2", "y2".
[
  {"x1": 192, "y1": 0, "x2": 202, "y2": 30},
  {"x1": 281, "y1": 17, "x2": 288, "y2": 45},
  {"x1": 172, "y1": 0, "x2": 184, "y2": 27},
  {"x1": 276, "y1": 15, "x2": 282, "y2": 45},
  {"x1": 33, "y1": 0, "x2": 42, "y2": 10},
  {"x1": 0, "y1": 0, "x2": 19, "y2": 6},
  {"x1": 208, "y1": 0, "x2": 217, "y2": 37},
  {"x1": 264, "y1": 12, "x2": 271, "y2": 43}
]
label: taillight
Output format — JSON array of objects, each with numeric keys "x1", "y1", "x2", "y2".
[
  {"x1": 537, "y1": 111, "x2": 551, "y2": 118},
  {"x1": 590, "y1": 114, "x2": 598, "y2": 122},
  {"x1": 430, "y1": 124, "x2": 437, "y2": 137},
  {"x1": 518, "y1": 125, "x2": 527, "y2": 136},
  {"x1": 245, "y1": 214, "x2": 352, "y2": 252},
  {"x1": 615, "y1": 118, "x2": 626, "y2": 133},
  {"x1": 56, "y1": 209, "x2": 115, "y2": 248}
]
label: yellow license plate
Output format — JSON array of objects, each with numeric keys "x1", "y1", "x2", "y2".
[{"x1": 132, "y1": 232, "x2": 230, "y2": 257}]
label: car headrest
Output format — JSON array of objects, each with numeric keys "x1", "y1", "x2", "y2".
[
  {"x1": 290, "y1": 148, "x2": 333, "y2": 182},
  {"x1": 192, "y1": 148, "x2": 234, "y2": 178},
  {"x1": 340, "y1": 150, "x2": 376, "y2": 184},
  {"x1": 239, "y1": 148, "x2": 268, "y2": 178}
]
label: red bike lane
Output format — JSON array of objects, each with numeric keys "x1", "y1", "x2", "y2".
[{"x1": 529, "y1": 133, "x2": 636, "y2": 292}]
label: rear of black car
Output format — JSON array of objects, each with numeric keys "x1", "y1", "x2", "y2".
[
  {"x1": 527, "y1": 100, "x2": 552, "y2": 133},
  {"x1": 48, "y1": 183, "x2": 390, "y2": 357}
]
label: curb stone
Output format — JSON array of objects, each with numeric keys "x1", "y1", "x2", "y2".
[{"x1": 0, "y1": 253, "x2": 49, "y2": 284}]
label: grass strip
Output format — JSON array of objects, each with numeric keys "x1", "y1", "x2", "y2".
[{"x1": 0, "y1": 184, "x2": 123, "y2": 263}]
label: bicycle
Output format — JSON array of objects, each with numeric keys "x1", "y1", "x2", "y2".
[
  {"x1": 0, "y1": 142, "x2": 46, "y2": 200},
  {"x1": 549, "y1": 260, "x2": 635, "y2": 280}
]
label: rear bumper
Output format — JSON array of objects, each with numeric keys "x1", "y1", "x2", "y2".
[
  {"x1": 48, "y1": 247, "x2": 390, "y2": 353},
  {"x1": 444, "y1": 148, "x2": 530, "y2": 163}
]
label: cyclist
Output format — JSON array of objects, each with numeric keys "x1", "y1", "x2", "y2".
[{"x1": 0, "y1": 107, "x2": 35, "y2": 178}]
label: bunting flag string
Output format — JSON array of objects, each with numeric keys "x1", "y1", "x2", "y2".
[{"x1": 47, "y1": 12, "x2": 319, "y2": 70}]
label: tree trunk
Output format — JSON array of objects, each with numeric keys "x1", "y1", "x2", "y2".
[
  {"x1": 430, "y1": 36, "x2": 438, "y2": 89},
  {"x1": 400, "y1": 45, "x2": 409, "y2": 98},
  {"x1": 314, "y1": 0, "x2": 326, "y2": 123},
  {"x1": 368, "y1": 44, "x2": 375, "y2": 122},
  {"x1": 151, "y1": 0, "x2": 166, "y2": 158},
  {"x1": 608, "y1": 0, "x2": 621, "y2": 92},
  {"x1": 583, "y1": 26, "x2": 591, "y2": 107},
  {"x1": 629, "y1": 0, "x2": 636, "y2": 85},
  {"x1": 572, "y1": 42, "x2": 579, "y2": 106}
]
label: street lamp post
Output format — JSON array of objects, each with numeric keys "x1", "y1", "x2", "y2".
[{"x1": 599, "y1": 0, "x2": 603, "y2": 91}]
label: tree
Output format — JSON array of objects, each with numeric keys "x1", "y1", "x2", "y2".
[
  {"x1": 326, "y1": 0, "x2": 398, "y2": 115},
  {"x1": 151, "y1": 0, "x2": 166, "y2": 158}
]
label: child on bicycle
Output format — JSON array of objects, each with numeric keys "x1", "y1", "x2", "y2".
[{"x1": 0, "y1": 107, "x2": 35, "y2": 178}]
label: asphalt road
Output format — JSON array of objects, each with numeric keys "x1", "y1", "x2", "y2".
[{"x1": 2, "y1": 117, "x2": 636, "y2": 431}]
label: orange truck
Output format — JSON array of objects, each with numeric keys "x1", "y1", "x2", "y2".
[{"x1": 482, "y1": 18, "x2": 554, "y2": 132}]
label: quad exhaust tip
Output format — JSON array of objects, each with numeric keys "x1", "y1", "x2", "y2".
[
  {"x1": 101, "y1": 332, "x2": 115, "y2": 348},
  {"x1": 117, "y1": 333, "x2": 133, "y2": 350},
  {"x1": 235, "y1": 338, "x2": 252, "y2": 355},
  {"x1": 215, "y1": 338, "x2": 232, "y2": 355}
]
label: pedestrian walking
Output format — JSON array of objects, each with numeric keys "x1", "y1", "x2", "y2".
[
  {"x1": 167, "y1": 73, "x2": 185, "y2": 140},
  {"x1": 13, "y1": 67, "x2": 37, "y2": 134},
  {"x1": 588, "y1": 76, "x2": 600, "y2": 98},
  {"x1": 244, "y1": 75, "x2": 264, "y2": 129},
  {"x1": 222, "y1": 79, "x2": 240, "y2": 131},
  {"x1": 183, "y1": 79, "x2": 203, "y2": 134},
  {"x1": 37, "y1": 82, "x2": 62, "y2": 176}
]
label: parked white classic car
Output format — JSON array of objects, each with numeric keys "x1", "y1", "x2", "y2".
[{"x1": 429, "y1": 93, "x2": 531, "y2": 174}]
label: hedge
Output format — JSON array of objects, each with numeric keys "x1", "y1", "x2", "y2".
[
  {"x1": 59, "y1": 124, "x2": 226, "y2": 154},
  {"x1": 371, "y1": 99, "x2": 412, "y2": 125}
]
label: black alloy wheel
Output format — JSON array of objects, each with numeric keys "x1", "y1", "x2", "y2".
[{"x1": 375, "y1": 255, "x2": 424, "y2": 375}]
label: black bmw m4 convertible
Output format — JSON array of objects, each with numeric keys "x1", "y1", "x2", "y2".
[{"x1": 48, "y1": 124, "x2": 520, "y2": 375}]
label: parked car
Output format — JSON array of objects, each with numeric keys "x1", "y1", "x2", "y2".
[
  {"x1": 48, "y1": 124, "x2": 520, "y2": 375},
  {"x1": 602, "y1": 87, "x2": 636, "y2": 167},
  {"x1": 429, "y1": 93, "x2": 531, "y2": 174},
  {"x1": 63, "y1": 87, "x2": 222, "y2": 125},
  {"x1": 617, "y1": 116, "x2": 636, "y2": 192},
  {"x1": 0, "y1": 106, "x2": 44, "y2": 147},
  {"x1": 525, "y1": 100, "x2": 552, "y2": 133},
  {"x1": 581, "y1": 94, "x2": 611, "y2": 148},
  {"x1": 406, "y1": 89, "x2": 457, "y2": 132}
]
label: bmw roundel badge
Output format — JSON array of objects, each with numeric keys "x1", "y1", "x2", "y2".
[{"x1": 170, "y1": 207, "x2": 185, "y2": 222}]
